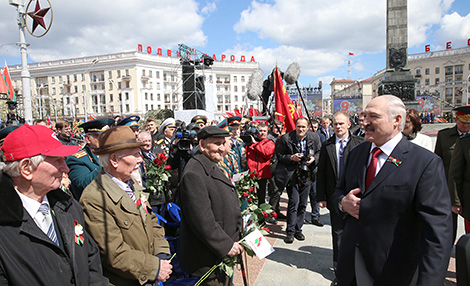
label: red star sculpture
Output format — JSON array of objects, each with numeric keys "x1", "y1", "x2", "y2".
[{"x1": 27, "y1": 0, "x2": 51, "y2": 33}]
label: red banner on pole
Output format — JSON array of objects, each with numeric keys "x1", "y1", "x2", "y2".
[{"x1": 274, "y1": 67, "x2": 300, "y2": 132}]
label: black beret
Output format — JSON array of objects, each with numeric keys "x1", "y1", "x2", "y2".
[{"x1": 197, "y1": 126, "x2": 230, "y2": 140}]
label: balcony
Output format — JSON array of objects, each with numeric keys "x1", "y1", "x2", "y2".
[
  {"x1": 122, "y1": 75, "x2": 131, "y2": 81},
  {"x1": 141, "y1": 76, "x2": 149, "y2": 82}
]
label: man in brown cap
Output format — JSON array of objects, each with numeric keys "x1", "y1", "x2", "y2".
[
  {"x1": 178, "y1": 126, "x2": 243, "y2": 286},
  {"x1": 80, "y1": 126, "x2": 172, "y2": 286}
]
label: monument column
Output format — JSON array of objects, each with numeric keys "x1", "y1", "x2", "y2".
[{"x1": 379, "y1": 0, "x2": 419, "y2": 109}]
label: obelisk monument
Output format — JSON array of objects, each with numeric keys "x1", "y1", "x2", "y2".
[{"x1": 379, "y1": 0, "x2": 419, "y2": 109}]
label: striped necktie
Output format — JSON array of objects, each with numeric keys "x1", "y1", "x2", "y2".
[
  {"x1": 126, "y1": 182, "x2": 137, "y2": 202},
  {"x1": 338, "y1": 140, "x2": 346, "y2": 179},
  {"x1": 38, "y1": 203, "x2": 59, "y2": 246}
]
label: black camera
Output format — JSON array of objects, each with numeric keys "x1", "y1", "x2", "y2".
[
  {"x1": 298, "y1": 149, "x2": 314, "y2": 173},
  {"x1": 174, "y1": 124, "x2": 197, "y2": 151},
  {"x1": 240, "y1": 123, "x2": 259, "y2": 145}
]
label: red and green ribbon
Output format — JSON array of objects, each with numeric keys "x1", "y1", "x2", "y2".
[{"x1": 387, "y1": 156, "x2": 402, "y2": 167}]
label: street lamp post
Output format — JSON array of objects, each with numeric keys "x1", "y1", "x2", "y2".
[
  {"x1": 109, "y1": 79, "x2": 122, "y2": 116},
  {"x1": 82, "y1": 58, "x2": 99, "y2": 121}
]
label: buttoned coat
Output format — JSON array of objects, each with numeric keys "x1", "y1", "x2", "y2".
[
  {"x1": 177, "y1": 152, "x2": 242, "y2": 277},
  {"x1": 434, "y1": 125, "x2": 461, "y2": 179},
  {"x1": 0, "y1": 172, "x2": 108, "y2": 286},
  {"x1": 80, "y1": 171, "x2": 170, "y2": 286},
  {"x1": 448, "y1": 136, "x2": 470, "y2": 219},
  {"x1": 332, "y1": 138, "x2": 452, "y2": 286},
  {"x1": 274, "y1": 130, "x2": 321, "y2": 190},
  {"x1": 66, "y1": 145, "x2": 102, "y2": 200}
]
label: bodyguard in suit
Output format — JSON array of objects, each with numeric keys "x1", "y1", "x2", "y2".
[
  {"x1": 435, "y1": 106, "x2": 470, "y2": 241},
  {"x1": 0, "y1": 124, "x2": 108, "y2": 285},
  {"x1": 317, "y1": 111, "x2": 363, "y2": 284},
  {"x1": 178, "y1": 126, "x2": 243, "y2": 286},
  {"x1": 352, "y1": 112, "x2": 365, "y2": 137},
  {"x1": 80, "y1": 126, "x2": 172, "y2": 286},
  {"x1": 318, "y1": 117, "x2": 334, "y2": 144},
  {"x1": 272, "y1": 117, "x2": 321, "y2": 243},
  {"x1": 66, "y1": 118, "x2": 115, "y2": 200},
  {"x1": 333, "y1": 95, "x2": 452, "y2": 286}
]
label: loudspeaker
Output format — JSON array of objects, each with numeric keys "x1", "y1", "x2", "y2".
[{"x1": 182, "y1": 62, "x2": 205, "y2": 110}]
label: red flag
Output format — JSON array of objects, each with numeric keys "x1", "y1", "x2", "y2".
[
  {"x1": 0, "y1": 71, "x2": 7, "y2": 95},
  {"x1": 349, "y1": 52, "x2": 354, "y2": 56},
  {"x1": 3, "y1": 63, "x2": 15, "y2": 101},
  {"x1": 274, "y1": 66, "x2": 300, "y2": 132}
]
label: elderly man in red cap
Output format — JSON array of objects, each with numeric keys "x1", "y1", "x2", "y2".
[
  {"x1": 80, "y1": 126, "x2": 172, "y2": 286},
  {"x1": 0, "y1": 124, "x2": 108, "y2": 285}
]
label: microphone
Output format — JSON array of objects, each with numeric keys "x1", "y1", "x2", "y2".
[
  {"x1": 246, "y1": 69, "x2": 264, "y2": 100},
  {"x1": 284, "y1": 62, "x2": 301, "y2": 85}
]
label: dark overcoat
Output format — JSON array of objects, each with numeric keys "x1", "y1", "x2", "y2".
[
  {"x1": 448, "y1": 136, "x2": 470, "y2": 218},
  {"x1": 177, "y1": 152, "x2": 242, "y2": 277},
  {"x1": 332, "y1": 138, "x2": 452, "y2": 286},
  {"x1": 0, "y1": 172, "x2": 108, "y2": 285}
]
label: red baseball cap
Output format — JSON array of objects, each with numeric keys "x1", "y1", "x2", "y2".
[{"x1": 1, "y1": 124, "x2": 80, "y2": 162}]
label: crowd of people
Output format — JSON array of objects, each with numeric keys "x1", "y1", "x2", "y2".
[{"x1": 0, "y1": 94, "x2": 469, "y2": 286}]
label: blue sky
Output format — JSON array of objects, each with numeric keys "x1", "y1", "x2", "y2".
[{"x1": 1, "y1": 0, "x2": 469, "y2": 97}]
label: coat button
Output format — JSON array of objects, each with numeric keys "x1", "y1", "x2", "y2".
[
  {"x1": 356, "y1": 242, "x2": 360, "y2": 247},
  {"x1": 124, "y1": 220, "x2": 129, "y2": 226},
  {"x1": 70, "y1": 277, "x2": 75, "y2": 284},
  {"x1": 141, "y1": 275, "x2": 147, "y2": 281}
]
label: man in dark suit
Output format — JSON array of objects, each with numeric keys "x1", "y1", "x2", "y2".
[
  {"x1": 318, "y1": 117, "x2": 334, "y2": 144},
  {"x1": 352, "y1": 112, "x2": 365, "y2": 137},
  {"x1": 317, "y1": 111, "x2": 363, "y2": 285},
  {"x1": 178, "y1": 126, "x2": 243, "y2": 285},
  {"x1": 66, "y1": 118, "x2": 115, "y2": 200},
  {"x1": 435, "y1": 106, "x2": 470, "y2": 242},
  {"x1": 332, "y1": 95, "x2": 452, "y2": 286},
  {"x1": 273, "y1": 117, "x2": 321, "y2": 243}
]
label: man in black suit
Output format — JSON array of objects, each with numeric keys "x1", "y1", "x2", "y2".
[
  {"x1": 318, "y1": 117, "x2": 334, "y2": 144},
  {"x1": 332, "y1": 95, "x2": 452, "y2": 286},
  {"x1": 352, "y1": 112, "x2": 365, "y2": 137},
  {"x1": 178, "y1": 126, "x2": 243, "y2": 285},
  {"x1": 273, "y1": 117, "x2": 321, "y2": 243},
  {"x1": 317, "y1": 111, "x2": 363, "y2": 285}
]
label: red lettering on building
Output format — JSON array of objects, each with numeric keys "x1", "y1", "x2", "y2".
[
  {"x1": 230, "y1": 55, "x2": 235, "y2": 61},
  {"x1": 138, "y1": 44, "x2": 143, "y2": 52},
  {"x1": 250, "y1": 56, "x2": 256, "y2": 62},
  {"x1": 240, "y1": 56, "x2": 245, "y2": 62},
  {"x1": 147, "y1": 46, "x2": 152, "y2": 54},
  {"x1": 212, "y1": 54, "x2": 217, "y2": 60},
  {"x1": 468, "y1": 38, "x2": 470, "y2": 46},
  {"x1": 157, "y1": 48, "x2": 162, "y2": 55},
  {"x1": 425, "y1": 45, "x2": 430, "y2": 52},
  {"x1": 177, "y1": 51, "x2": 180, "y2": 57},
  {"x1": 221, "y1": 54, "x2": 226, "y2": 61},
  {"x1": 446, "y1": 42, "x2": 452, "y2": 49},
  {"x1": 167, "y1": 50, "x2": 172, "y2": 56}
]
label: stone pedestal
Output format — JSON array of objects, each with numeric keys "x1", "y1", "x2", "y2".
[{"x1": 378, "y1": 69, "x2": 421, "y2": 111}]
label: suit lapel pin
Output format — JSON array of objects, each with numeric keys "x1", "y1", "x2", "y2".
[{"x1": 386, "y1": 156, "x2": 402, "y2": 167}]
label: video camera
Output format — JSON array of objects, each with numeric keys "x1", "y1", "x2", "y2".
[
  {"x1": 298, "y1": 148, "x2": 315, "y2": 173},
  {"x1": 240, "y1": 123, "x2": 259, "y2": 145},
  {"x1": 173, "y1": 123, "x2": 197, "y2": 151}
]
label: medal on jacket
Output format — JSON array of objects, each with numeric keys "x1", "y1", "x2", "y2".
[{"x1": 74, "y1": 220, "x2": 85, "y2": 246}]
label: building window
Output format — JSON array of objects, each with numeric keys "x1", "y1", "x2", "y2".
[
  {"x1": 241, "y1": 76, "x2": 245, "y2": 83},
  {"x1": 142, "y1": 69, "x2": 146, "y2": 76},
  {"x1": 425, "y1": 79, "x2": 430, "y2": 85},
  {"x1": 125, "y1": 81, "x2": 130, "y2": 88},
  {"x1": 125, "y1": 92, "x2": 129, "y2": 100},
  {"x1": 118, "y1": 82, "x2": 122, "y2": 89},
  {"x1": 150, "y1": 93, "x2": 153, "y2": 100},
  {"x1": 74, "y1": 86, "x2": 78, "y2": 93},
  {"x1": 445, "y1": 66, "x2": 453, "y2": 75},
  {"x1": 425, "y1": 68, "x2": 430, "y2": 75},
  {"x1": 234, "y1": 76, "x2": 237, "y2": 82},
  {"x1": 456, "y1": 65, "x2": 463, "y2": 74},
  {"x1": 145, "y1": 93, "x2": 148, "y2": 100},
  {"x1": 225, "y1": 105, "x2": 229, "y2": 111},
  {"x1": 435, "y1": 78, "x2": 440, "y2": 85},
  {"x1": 117, "y1": 70, "x2": 121, "y2": 78},
  {"x1": 415, "y1": 68, "x2": 421, "y2": 76},
  {"x1": 74, "y1": 74, "x2": 78, "y2": 82},
  {"x1": 435, "y1": 67, "x2": 440, "y2": 74},
  {"x1": 51, "y1": 77, "x2": 55, "y2": 84},
  {"x1": 145, "y1": 104, "x2": 148, "y2": 111},
  {"x1": 157, "y1": 94, "x2": 161, "y2": 101},
  {"x1": 149, "y1": 70, "x2": 152, "y2": 77},
  {"x1": 234, "y1": 86, "x2": 238, "y2": 92},
  {"x1": 110, "y1": 94, "x2": 113, "y2": 102},
  {"x1": 234, "y1": 95, "x2": 238, "y2": 101},
  {"x1": 108, "y1": 71, "x2": 112, "y2": 78},
  {"x1": 126, "y1": 104, "x2": 130, "y2": 112},
  {"x1": 75, "y1": 97, "x2": 78, "y2": 104},
  {"x1": 126, "y1": 69, "x2": 129, "y2": 76},
  {"x1": 156, "y1": 71, "x2": 160, "y2": 78}
]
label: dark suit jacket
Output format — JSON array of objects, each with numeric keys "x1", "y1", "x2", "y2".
[
  {"x1": 274, "y1": 130, "x2": 321, "y2": 189},
  {"x1": 177, "y1": 152, "x2": 242, "y2": 277},
  {"x1": 448, "y1": 136, "x2": 470, "y2": 217},
  {"x1": 332, "y1": 137, "x2": 452, "y2": 286},
  {"x1": 0, "y1": 173, "x2": 108, "y2": 285},
  {"x1": 316, "y1": 133, "x2": 363, "y2": 210}
]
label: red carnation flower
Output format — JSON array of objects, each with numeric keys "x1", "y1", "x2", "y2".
[
  {"x1": 270, "y1": 212, "x2": 277, "y2": 219},
  {"x1": 262, "y1": 227, "x2": 270, "y2": 233},
  {"x1": 248, "y1": 197, "x2": 252, "y2": 202},
  {"x1": 250, "y1": 173, "x2": 255, "y2": 179},
  {"x1": 263, "y1": 212, "x2": 269, "y2": 218},
  {"x1": 164, "y1": 165, "x2": 172, "y2": 170},
  {"x1": 248, "y1": 188, "x2": 254, "y2": 193},
  {"x1": 242, "y1": 192, "x2": 249, "y2": 198}
]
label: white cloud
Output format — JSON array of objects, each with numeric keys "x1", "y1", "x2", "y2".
[
  {"x1": 433, "y1": 11, "x2": 470, "y2": 49},
  {"x1": 201, "y1": 1, "x2": 217, "y2": 16},
  {"x1": 0, "y1": 0, "x2": 207, "y2": 62}
]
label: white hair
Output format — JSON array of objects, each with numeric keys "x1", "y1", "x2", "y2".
[
  {"x1": 383, "y1": 95, "x2": 406, "y2": 132},
  {"x1": 98, "y1": 149, "x2": 133, "y2": 169},
  {"x1": 137, "y1": 131, "x2": 151, "y2": 142},
  {"x1": 0, "y1": 155, "x2": 46, "y2": 177}
]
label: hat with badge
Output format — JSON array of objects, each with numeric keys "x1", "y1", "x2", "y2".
[
  {"x1": 227, "y1": 116, "x2": 242, "y2": 126},
  {"x1": 1, "y1": 124, "x2": 80, "y2": 162},
  {"x1": 158, "y1": 117, "x2": 176, "y2": 134},
  {"x1": 454, "y1": 106, "x2": 470, "y2": 123},
  {"x1": 79, "y1": 118, "x2": 115, "y2": 134},
  {"x1": 117, "y1": 115, "x2": 140, "y2": 130},
  {"x1": 191, "y1": 115, "x2": 207, "y2": 125},
  {"x1": 197, "y1": 126, "x2": 231, "y2": 140}
]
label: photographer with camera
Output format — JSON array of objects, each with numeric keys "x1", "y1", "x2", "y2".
[
  {"x1": 167, "y1": 123, "x2": 200, "y2": 177},
  {"x1": 245, "y1": 122, "x2": 275, "y2": 206},
  {"x1": 273, "y1": 117, "x2": 321, "y2": 243}
]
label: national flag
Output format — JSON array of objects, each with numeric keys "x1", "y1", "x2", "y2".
[
  {"x1": 89, "y1": 114, "x2": 96, "y2": 120},
  {"x1": 349, "y1": 52, "x2": 354, "y2": 56},
  {"x1": 2, "y1": 63, "x2": 15, "y2": 101},
  {"x1": 46, "y1": 115, "x2": 52, "y2": 127},
  {"x1": 243, "y1": 228, "x2": 274, "y2": 259},
  {"x1": 0, "y1": 71, "x2": 8, "y2": 95},
  {"x1": 274, "y1": 66, "x2": 300, "y2": 132},
  {"x1": 242, "y1": 214, "x2": 256, "y2": 232}
]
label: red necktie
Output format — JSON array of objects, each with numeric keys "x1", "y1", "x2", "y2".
[{"x1": 365, "y1": 147, "x2": 382, "y2": 190}]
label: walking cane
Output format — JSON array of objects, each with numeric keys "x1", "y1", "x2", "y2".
[{"x1": 238, "y1": 253, "x2": 249, "y2": 286}]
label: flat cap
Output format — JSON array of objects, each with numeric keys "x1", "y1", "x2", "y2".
[{"x1": 197, "y1": 126, "x2": 230, "y2": 140}]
